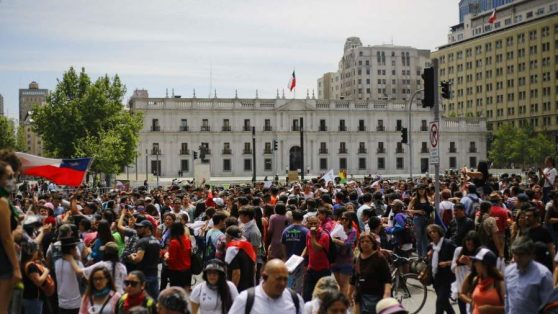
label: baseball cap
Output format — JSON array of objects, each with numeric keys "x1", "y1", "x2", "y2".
[
  {"x1": 471, "y1": 247, "x2": 497, "y2": 267},
  {"x1": 145, "y1": 196, "x2": 153, "y2": 202},
  {"x1": 43, "y1": 202, "x2": 54, "y2": 210},
  {"x1": 135, "y1": 220, "x2": 153, "y2": 229},
  {"x1": 376, "y1": 297, "x2": 408, "y2": 314},
  {"x1": 212, "y1": 198, "x2": 224, "y2": 207}
]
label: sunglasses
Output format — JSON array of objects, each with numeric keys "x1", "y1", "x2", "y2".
[{"x1": 124, "y1": 280, "x2": 140, "y2": 287}]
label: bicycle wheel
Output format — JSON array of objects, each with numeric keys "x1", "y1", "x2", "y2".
[{"x1": 392, "y1": 273, "x2": 427, "y2": 314}]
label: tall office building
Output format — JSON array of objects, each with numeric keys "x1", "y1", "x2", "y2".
[
  {"x1": 19, "y1": 81, "x2": 48, "y2": 123},
  {"x1": 317, "y1": 37, "x2": 430, "y2": 101},
  {"x1": 433, "y1": 0, "x2": 558, "y2": 137}
]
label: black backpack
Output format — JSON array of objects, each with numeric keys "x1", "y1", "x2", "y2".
[{"x1": 245, "y1": 287, "x2": 301, "y2": 314}]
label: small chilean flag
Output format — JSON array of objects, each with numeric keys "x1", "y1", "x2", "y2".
[
  {"x1": 288, "y1": 71, "x2": 296, "y2": 91},
  {"x1": 488, "y1": 9, "x2": 496, "y2": 24},
  {"x1": 15, "y1": 152, "x2": 93, "y2": 187}
]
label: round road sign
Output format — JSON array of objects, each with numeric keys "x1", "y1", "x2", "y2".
[{"x1": 430, "y1": 123, "x2": 439, "y2": 148}]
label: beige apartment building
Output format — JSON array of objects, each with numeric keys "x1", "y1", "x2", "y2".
[
  {"x1": 433, "y1": 0, "x2": 558, "y2": 139},
  {"x1": 19, "y1": 81, "x2": 48, "y2": 155}
]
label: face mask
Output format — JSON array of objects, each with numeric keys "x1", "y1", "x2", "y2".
[{"x1": 4, "y1": 178, "x2": 16, "y2": 193}]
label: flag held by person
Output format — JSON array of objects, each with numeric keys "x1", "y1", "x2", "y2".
[
  {"x1": 288, "y1": 71, "x2": 296, "y2": 91},
  {"x1": 488, "y1": 9, "x2": 496, "y2": 24},
  {"x1": 322, "y1": 169, "x2": 335, "y2": 184},
  {"x1": 15, "y1": 152, "x2": 93, "y2": 187}
]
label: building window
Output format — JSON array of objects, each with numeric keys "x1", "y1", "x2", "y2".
[
  {"x1": 339, "y1": 158, "x2": 347, "y2": 170},
  {"x1": 469, "y1": 142, "x2": 477, "y2": 153},
  {"x1": 396, "y1": 157, "x2": 404, "y2": 169},
  {"x1": 264, "y1": 159, "x2": 272, "y2": 171},
  {"x1": 222, "y1": 119, "x2": 231, "y2": 131},
  {"x1": 420, "y1": 158, "x2": 429, "y2": 173},
  {"x1": 396, "y1": 119, "x2": 402, "y2": 131},
  {"x1": 152, "y1": 119, "x2": 160, "y2": 131},
  {"x1": 378, "y1": 158, "x2": 385, "y2": 170},
  {"x1": 470, "y1": 157, "x2": 477, "y2": 168},
  {"x1": 319, "y1": 119, "x2": 327, "y2": 131},
  {"x1": 223, "y1": 159, "x2": 231, "y2": 172},
  {"x1": 421, "y1": 120, "x2": 428, "y2": 131},
  {"x1": 358, "y1": 158, "x2": 366, "y2": 170},
  {"x1": 180, "y1": 119, "x2": 188, "y2": 131},
  {"x1": 358, "y1": 119, "x2": 366, "y2": 131},
  {"x1": 377, "y1": 120, "x2": 385, "y2": 131},
  {"x1": 180, "y1": 160, "x2": 189, "y2": 172},
  {"x1": 244, "y1": 119, "x2": 251, "y2": 131},
  {"x1": 180, "y1": 143, "x2": 189, "y2": 155},
  {"x1": 339, "y1": 142, "x2": 347, "y2": 154},
  {"x1": 339, "y1": 119, "x2": 347, "y2": 131},
  {"x1": 320, "y1": 158, "x2": 328, "y2": 170},
  {"x1": 244, "y1": 159, "x2": 252, "y2": 171},
  {"x1": 449, "y1": 157, "x2": 457, "y2": 169},
  {"x1": 320, "y1": 142, "x2": 328, "y2": 154},
  {"x1": 449, "y1": 142, "x2": 456, "y2": 153},
  {"x1": 201, "y1": 119, "x2": 210, "y2": 131},
  {"x1": 264, "y1": 119, "x2": 271, "y2": 131},
  {"x1": 243, "y1": 142, "x2": 251, "y2": 154},
  {"x1": 151, "y1": 143, "x2": 160, "y2": 155},
  {"x1": 223, "y1": 142, "x2": 231, "y2": 154}
]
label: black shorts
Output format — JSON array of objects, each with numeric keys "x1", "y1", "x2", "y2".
[{"x1": 168, "y1": 269, "x2": 192, "y2": 288}]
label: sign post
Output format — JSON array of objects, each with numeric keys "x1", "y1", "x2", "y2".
[
  {"x1": 429, "y1": 121, "x2": 440, "y2": 165},
  {"x1": 432, "y1": 58, "x2": 441, "y2": 211}
]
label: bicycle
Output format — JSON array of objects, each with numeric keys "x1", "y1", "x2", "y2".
[{"x1": 390, "y1": 253, "x2": 428, "y2": 314}]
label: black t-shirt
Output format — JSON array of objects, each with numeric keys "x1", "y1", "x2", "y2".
[
  {"x1": 351, "y1": 252, "x2": 391, "y2": 298},
  {"x1": 135, "y1": 235, "x2": 161, "y2": 276},
  {"x1": 23, "y1": 263, "x2": 41, "y2": 299},
  {"x1": 227, "y1": 249, "x2": 255, "y2": 292},
  {"x1": 528, "y1": 225, "x2": 553, "y2": 271}
]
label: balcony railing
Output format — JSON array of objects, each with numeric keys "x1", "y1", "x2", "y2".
[
  {"x1": 201, "y1": 126, "x2": 210, "y2": 132},
  {"x1": 339, "y1": 126, "x2": 347, "y2": 131},
  {"x1": 358, "y1": 148, "x2": 367, "y2": 154},
  {"x1": 243, "y1": 126, "x2": 251, "y2": 131},
  {"x1": 203, "y1": 149, "x2": 211, "y2": 155},
  {"x1": 339, "y1": 148, "x2": 348, "y2": 154},
  {"x1": 222, "y1": 149, "x2": 232, "y2": 155},
  {"x1": 292, "y1": 125, "x2": 300, "y2": 131},
  {"x1": 319, "y1": 126, "x2": 327, "y2": 131},
  {"x1": 179, "y1": 149, "x2": 189, "y2": 155},
  {"x1": 151, "y1": 126, "x2": 160, "y2": 132},
  {"x1": 222, "y1": 126, "x2": 231, "y2": 132},
  {"x1": 151, "y1": 149, "x2": 162, "y2": 155},
  {"x1": 319, "y1": 148, "x2": 328, "y2": 154},
  {"x1": 243, "y1": 149, "x2": 252, "y2": 154},
  {"x1": 396, "y1": 147, "x2": 404, "y2": 154},
  {"x1": 376, "y1": 125, "x2": 385, "y2": 131},
  {"x1": 264, "y1": 126, "x2": 272, "y2": 131},
  {"x1": 449, "y1": 147, "x2": 457, "y2": 153},
  {"x1": 263, "y1": 149, "x2": 273, "y2": 154},
  {"x1": 377, "y1": 147, "x2": 386, "y2": 154},
  {"x1": 420, "y1": 126, "x2": 428, "y2": 131},
  {"x1": 469, "y1": 147, "x2": 477, "y2": 153},
  {"x1": 358, "y1": 126, "x2": 366, "y2": 131},
  {"x1": 179, "y1": 126, "x2": 189, "y2": 132},
  {"x1": 420, "y1": 147, "x2": 429, "y2": 153}
]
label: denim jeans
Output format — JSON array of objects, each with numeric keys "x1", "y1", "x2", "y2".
[
  {"x1": 413, "y1": 216, "x2": 429, "y2": 257},
  {"x1": 23, "y1": 298, "x2": 43, "y2": 314},
  {"x1": 145, "y1": 275, "x2": 160, "y2": 300}
]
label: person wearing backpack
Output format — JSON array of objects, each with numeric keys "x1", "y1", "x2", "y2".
[
  {"x1": 302, "y1": 216, "x2": 331, "y2": 302},
  {"x1": 385, "y1": 200, "x2": 413, "y2": 272},
  {"x1": 228, "y1": 259, "x2": 304, "y2": 314}
]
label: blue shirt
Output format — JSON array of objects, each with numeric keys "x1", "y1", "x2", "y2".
[
  {"x1": 281, "y1": 224, "x2": 308, "y2": 258},
  {"x1": 505, "y1": 260, "x2": 553, "y2": 314}
]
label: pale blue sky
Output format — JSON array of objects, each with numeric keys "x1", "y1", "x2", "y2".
[{"x1": 0, "y1": 0, "x2": 456, "y2": 121}]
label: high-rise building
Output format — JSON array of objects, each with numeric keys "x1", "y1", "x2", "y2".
[
  {"x1": 433, "y1": 0, "x2": 558, "y2": 136},
  {"x1": 19, "y1": 81, "x2": 48, "y2": 123},
  {"x1": 317, "y1": 37, "x2": 430, "y2": 101},
  {"x1": 0, "y1": 94, "x2": 4, "y2": 116}
]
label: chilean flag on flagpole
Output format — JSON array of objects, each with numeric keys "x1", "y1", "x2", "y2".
[
  {"x1": 488, "y1": 9, "x2": 496, "y2": 24},
  {"x1": 288, "y1": 71, "x2": 296, "y2": 91},
  {"x1": 15, "y1": 152, "x2": 93, "y2": 187}
]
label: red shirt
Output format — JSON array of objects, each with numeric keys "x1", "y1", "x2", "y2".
[
  {"x1": 490, "y1": 205, "x2": 509, "y2": 235},
  {"x1": 167, "y1": 235, "x2": 191, "y2": 271},
  {"x1": 306, "y1": 228, "x2": 330, "y2": 271}
]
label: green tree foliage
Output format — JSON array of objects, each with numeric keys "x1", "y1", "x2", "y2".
[
  {"x1": 16, "y1": 125, "x2": 27, "y2": 152},
  {"x1": 489, "y1": 123, "x2": 555, "y2": 168},
  {"x1": 0, "y1": 116, "x2": 17, "y2": 149},
  {"x1": 32, "y1": 67, "x2": 143, "y2": 175}
]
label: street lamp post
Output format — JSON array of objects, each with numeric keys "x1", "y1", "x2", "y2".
[{"x1": 408, "y1": 89, "x2": 424, "y2": 181}]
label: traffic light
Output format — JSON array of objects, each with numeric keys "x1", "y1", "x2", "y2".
[
  {"x1": 441, "y1": 81, "x2": 451, "y2": 99},
  {"x1": 422, "y1": 67, "x2": 434, "y2": 108},
  {"x1": 401, "y1": 128, "x2": 408, "y2": 144},
  {"x1": 193, "y1": 151, "x2": 198, "y2": 160},
  {"x1": 273, "y1": 139, "x2": 278, "y2": 151}
]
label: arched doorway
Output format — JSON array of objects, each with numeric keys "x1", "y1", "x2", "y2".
[{"x1": 289, "y1": 146, "x2": 302, "y2": 171}]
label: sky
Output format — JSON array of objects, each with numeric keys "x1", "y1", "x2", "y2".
[{"x1": 0, "y1": 0, "x2": 457, "y2": 121}]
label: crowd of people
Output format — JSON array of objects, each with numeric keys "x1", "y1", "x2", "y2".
[{"x1": 2, "y1": 148, "x2": 558, "y2": 314}]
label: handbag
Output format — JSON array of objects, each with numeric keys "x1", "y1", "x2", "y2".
[
  {"x1": 418, "y1": 264, "x2": 432, "y2": 286},
  {"x1": 25, "y1": 262, "x2": 56, "y2": 297}
]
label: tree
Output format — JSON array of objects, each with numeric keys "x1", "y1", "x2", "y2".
[
  {"x1": 0, "y1": 116, "x2": 17, "y2": 149},
  {"x1": 16, "y1": 125, "x2": 27, "y2": 152},
  {"x1": 32, "y1": 67, "x2": 143, "y2": 177},
  {"x1": 489, "y1": 123, "x2": 555, "y2": 168}
]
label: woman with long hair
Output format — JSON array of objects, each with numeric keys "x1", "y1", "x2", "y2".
[
  {"x1": 451, "y1": 231, "x2": 481, "y2": 314},
  {"x1": 459, "y1": 248, "x2": 505, "y2": 314},
  {"x1": 190, "y1": 259, "x2": 238, "y2": 314},
  {"x1": 0, "y1": 153, "x2": 22, "y2": 314},
  {"x1": 79, "y1": 266, "x2": 120, "y2": 314},
  {"x1": 21, "y1": 241, "x2": 50, "y2": 313},
  {"x1": 91, "y1": 220, "x2": 116, "y2": 263},
  {"x1": 408, "y1": 184, "x2": 434, "y2": 257},
  {"x1": 331, "y1": 211, "x2": 357, "y2": 299},
  {"x1": 164, "y1": 222, "x2": 192, "y2": 290}
]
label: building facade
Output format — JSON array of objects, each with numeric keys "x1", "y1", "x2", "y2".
[
  {"x1": 434, "y1": 0, "x2": 558, "y2": 137},
  {"x1": 459, "y1": 0, "x2": 515, "y2": 24},
  {"x1": 19, "y1": 81, "x2": 48, "y2": 123},
  {"x1": 129, "y1": 95, "x2": 487, "y2": 178},
  {"x1": 317, "y1": 37, "x2": 431, "y2": 102}
]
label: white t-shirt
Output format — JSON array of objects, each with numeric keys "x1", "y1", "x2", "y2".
[
  {"x1": 543, "y1": 167, "x2": 557, "y2": 188},
  {"x1": 55, "y1": 259, "x2": 83, "y2": 310},
  {"x1": 190, "y1": 281, "x2": 239, "y2": 314},
  {"x1": 82, "y1": 261, "x2": 128, "y2": 294},
  {"x1": 228, "y1": 284, "x2": 304, "y2": 314}
]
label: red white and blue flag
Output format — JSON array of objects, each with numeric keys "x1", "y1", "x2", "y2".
[
  {"x1": 488, "y1": 9, "x2": 496, "y2": 24},
  {"x1": 15, "y1": 152, "x2": 93, "y2": 187},
  {"x1": 288, "y1": 71, "x2": 296, "y2": 91}
]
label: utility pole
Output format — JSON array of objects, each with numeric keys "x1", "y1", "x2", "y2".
[
  {"x1": 156, "y1": 150, "x2": 159, "y2": 188},
  {"x1": 252, "y1": 126, "x2": 256, "y2": 184},
  {"x1": 300, "y1": 117, "x2": 304, "y2": 180},
  {"x1": 433, "y1": 58, "x2": 441, "y2": 211},
  {"x1": 145, "y1": 149, "x2": 148, "y2": 183},
  {"x1": 408, "y1": 89, "x2": 424, "y2": 180}
]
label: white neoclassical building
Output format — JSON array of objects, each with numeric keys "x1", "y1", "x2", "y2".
[{"x1": 129, "y1": 92, "x2": 487, "y2": 178}]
